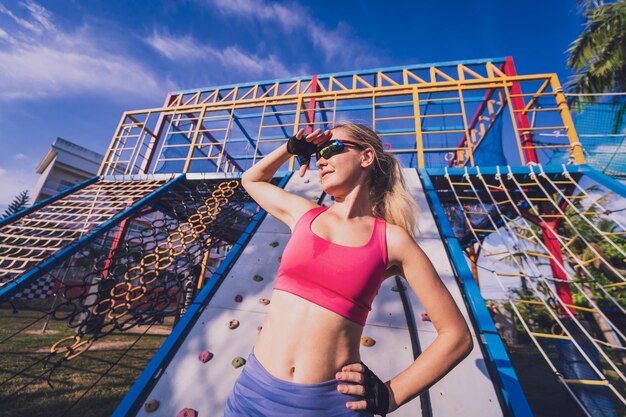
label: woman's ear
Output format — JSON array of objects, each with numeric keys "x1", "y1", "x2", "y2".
[{"x1": 360, "y1": 147, "x2": 375, "y2": 168}]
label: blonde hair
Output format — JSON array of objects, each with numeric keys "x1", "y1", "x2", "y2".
[{"x1": 331, "y1": 122, "x2": 421, "y2": 236}]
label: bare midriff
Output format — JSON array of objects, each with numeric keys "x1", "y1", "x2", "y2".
[{"x1": 253, "y1": 289, "x2": 364, "y2": 383}]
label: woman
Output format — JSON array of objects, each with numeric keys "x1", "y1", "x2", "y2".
[{"x1": 224, "y1": 122, "x2": 473, "y2": 416}]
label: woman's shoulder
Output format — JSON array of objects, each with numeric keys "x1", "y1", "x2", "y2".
[{"x1": 384, "y1": 221, "x2": 418, "y2": 267}]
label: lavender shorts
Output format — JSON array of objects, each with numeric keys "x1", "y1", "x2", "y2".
[{"x1": 224, "y1": 350, "x2": 373, "y2": 417}]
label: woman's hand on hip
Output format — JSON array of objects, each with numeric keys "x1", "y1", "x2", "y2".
[{"x1": 336, "y1": 362, "x2": 398, "y2": 415}]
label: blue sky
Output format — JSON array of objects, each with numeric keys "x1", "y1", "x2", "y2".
[{"x1": 0, "y1": 0, "x2": 585, "y2": 211}]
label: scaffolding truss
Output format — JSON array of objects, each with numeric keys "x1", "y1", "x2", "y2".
[{"x1": 99, "y1": 57, "x2": 584, "y2": 177}]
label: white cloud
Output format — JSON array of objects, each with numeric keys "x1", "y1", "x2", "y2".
[
  {"x1": 0, "y1": 2, "x2": 42, "y2": 34},
  {"x1": 146, "y1": 32, "x2": 208, "y2": 61},
  {"x1": 0, "y1": 2, "x2": 170, "y2": 101},
  {"x1": 0, "y1": 167, "x2": 7, "y2": 176},
  {"x1": 210, "y1": 0, "x2": 304, "y2": 31},
  {"x1": 13, "y1": 153, "x2": 27, "y2": 160},
  {"x1": 220, "y1": 46, "x2": 292, "y2": 78},
  {"x1": 205, "y1": 0, "x2": 380, "y2": 68},
  {"x1": 20, "y1": 0, "x2": 55, "y2": 33},
  {"x1": 0, "y1": 27, "x2": 13, "y2": 43},
  {"x1": 146, "y1": 32, "x2": 295, "y2": 79}
]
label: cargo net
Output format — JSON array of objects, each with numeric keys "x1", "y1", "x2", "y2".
[
  {"x1": 569, "y1": 95, "x2": 626, "y2": 177},
  {"x1": 0, "y1": 178, "x2": 258, "y2": 417},
  {"x1": 435, "y1": 165, "x2": 625, "y2": 417},
  {"x1": 0, "y1": 179, "x2": 168, "y2": 295}
]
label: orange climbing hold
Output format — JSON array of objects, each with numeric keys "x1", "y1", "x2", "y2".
[{"x1": 360, "y1": 336, "x2": 376, "y2": 347}]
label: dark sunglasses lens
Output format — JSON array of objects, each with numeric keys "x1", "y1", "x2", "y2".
[{"x1": 317, "y1": 141, "x2": 344, "y2": 159}]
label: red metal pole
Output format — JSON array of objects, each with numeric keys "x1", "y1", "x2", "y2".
[
  {"x1": 102, "y1": 217, "x2": 131, "y2": 278},
  {"x1": 503, "y1": 57, "x2": 574, "y2": 314},
  {"x1": 540, "y1": 220, "x2": 576, "y2": 316},
  {"x1": 306, "y1": 75, "x2": 319, "y2": 135},
  {"x1": 502, "y1": 56, "x2": 539, "y2": 165}
]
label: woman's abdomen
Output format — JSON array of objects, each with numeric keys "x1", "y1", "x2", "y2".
[{"x1": 253, "y1": 289, "x2": 363, "y2": 383}]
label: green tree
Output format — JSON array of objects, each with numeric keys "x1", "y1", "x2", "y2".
[
  {"x1": 566, "y1": 1, "x2": 626, "y2": 100},
  {"x1": 2, "y1": 190, "x2": 30, "y2": 219}
]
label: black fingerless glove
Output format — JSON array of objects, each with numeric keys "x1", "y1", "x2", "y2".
[
  {"x1": 361, "y1": 361, "x2": 390, "y2": 417},
  {"x1": 286, "y1": 134, "x2": 317, "y2": 167}
]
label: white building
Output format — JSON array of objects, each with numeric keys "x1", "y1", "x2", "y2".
[{"x1": 32, "y1": 138, "x2": 104, "y2": 203}]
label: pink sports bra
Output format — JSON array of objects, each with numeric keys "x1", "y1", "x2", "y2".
[{"x1": 274, "y1": 205, "x2": 388, "y2": 326}]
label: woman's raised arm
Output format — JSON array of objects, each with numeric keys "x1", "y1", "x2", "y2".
[{"x1": 241, "y1": 128, "x2": 331, "y2": 230}]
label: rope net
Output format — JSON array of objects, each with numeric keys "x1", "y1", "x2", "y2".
[
  {"x1": 434, "y1": 164, "x2": 625, "y2": 416},
  {"x1": 569, "y1": 94, "x2": 626, "y2": 177},
  {"x1": 0, "y1": 178, "x2": 258, "y2": 417},
  {"x1": 0, "y1": 179, "x2": 167, "y2": 289}
]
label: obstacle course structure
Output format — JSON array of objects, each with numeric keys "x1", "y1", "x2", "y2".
[{"x1": 0, "y1": 56, "x2": 624, "y2": 417}]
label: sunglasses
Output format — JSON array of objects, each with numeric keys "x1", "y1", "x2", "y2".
[{"x1": 316, "y1": 139, "x2": 364, "y2": 160}]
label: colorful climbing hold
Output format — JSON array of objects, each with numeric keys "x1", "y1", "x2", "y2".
[
  {"x1": 253, "y1": 274, "x2": 264, "y2": 282},
  {"x1": 277, "y1": 256, "x2": 282, "y2": 263},
  {"x1": 304, "y1": 178, "x2": 310, "y2": 184},
  {"x1": 360, "y1": 336, "x2": 376, "y2": 347},
  {"x1": 232, "y1": 356, "x2": 246, "y2": 368},
  {"x1": 228, "y1": 319, "x2": 240, "y2": 329},
  {"x1": 176, "y1": 408, "x2": 198, "y2": 417},
  {"x1": 199, "y1": 351, "x2": 214, "y2": 363},
  {"x1": 257, "y1": 325, "x2": 263, "y2": 332},
  {"x1": 259, "y1": 298, "x2": 270, "y2": 305},
  {"x1": 269, "y1": 241, "x2": 279, "y2": 248},
  {"x1": 234, "y1": 294, "x2": 243, "y2": 302},
  {"x1": 421, "y1": 313, "x2": 431, "y2": 322},
  {"x1": 144, "y1": 399, "x2": 159, "y2": 412}
]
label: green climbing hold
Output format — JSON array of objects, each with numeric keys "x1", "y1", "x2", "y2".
[
  {"x1": 253, "y1": 274, "x2": 264, "y2": 282},
  {"x1": 269, "y1": 241, "x2": 279, "y2": 248},
  {"x1": 232, "y1": 356, "x2": 247, "y2": 368}
]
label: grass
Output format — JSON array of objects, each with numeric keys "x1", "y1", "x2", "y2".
[{"x1": 0, "y1": 307, "x2": 172, "y2": 417}]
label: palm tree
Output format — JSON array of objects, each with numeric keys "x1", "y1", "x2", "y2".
[{"x1": 566, "y1": 1, "x2": 626, "y2": 101}]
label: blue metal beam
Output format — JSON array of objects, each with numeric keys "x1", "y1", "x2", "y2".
[
  {"x1": 426, "y1": 164, "x2": 580, "y2": 177},
  {"x1": 417, "y1": 168, "x2": 533, "y2": 417},
  {"x1": 172, "y1": 57, "x2": 508, "y2": 96},
  {"x1": 577, "y1": 164, "x2": 626, "y2": 198},
  {"x1": 0, "y1": 176, "x2": 99, "y2": 229},
  {"x1": 112, "y1": 172, "x2": 294, "y2": 417},
  {"x1": 0, "y1": 175, "x2": 186, "y2": 302}
]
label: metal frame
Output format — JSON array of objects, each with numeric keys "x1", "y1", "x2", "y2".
[{"x1": 99, "y1": 57, "x2": 585, "y2": 176}]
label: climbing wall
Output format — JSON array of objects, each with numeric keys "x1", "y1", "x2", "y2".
[{"x1": 121, "y1": 168, "x2": 503, "y2": 417}]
